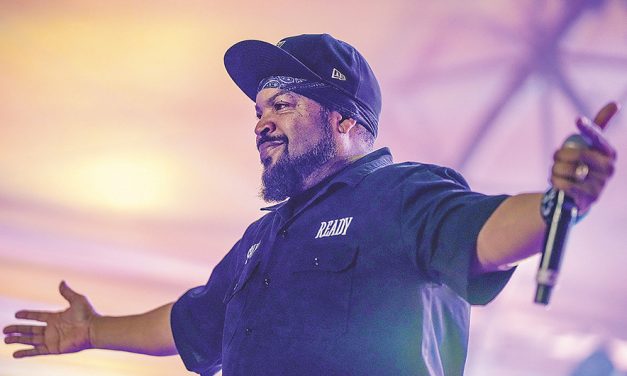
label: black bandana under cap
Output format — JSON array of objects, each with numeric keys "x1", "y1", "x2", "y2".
[
  {"x1": 257, "y1": 75, "x2": 378, "y2": 137},
  {"x1": 257, "y1": 76, "x2": 326, "y2": 92}
]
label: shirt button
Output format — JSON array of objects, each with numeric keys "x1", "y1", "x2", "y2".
[
  {"x1": 313, "y1": 257, "x2": 320, "y2": 267},
  {"x1": 245, "y1": 327, "x2": 253, "y2": 336},
  {"x1": 280, "y1": 229, "x2": 288, "y2": 238},
  {"x1": 263, "y1": 277, "x2": 271, "y2": 287}
]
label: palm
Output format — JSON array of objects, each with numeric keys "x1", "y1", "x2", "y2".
[
  {"x1": 42, "y1": 301, "x2": 93, "y2": 354},
  {"x1": 3, "y1": 281, "x2": 97, "y2": 358}
]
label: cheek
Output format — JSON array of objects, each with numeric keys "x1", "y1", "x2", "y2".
[
  {"x1": 281, "y1": 108, "x2": 328, "y2": 154},
  {"x1": 286, "y1": 133, "x2": 315, "y2": 156},
  {"x1": 289, "y1": 125, "x2": 325, "y2": 152}
]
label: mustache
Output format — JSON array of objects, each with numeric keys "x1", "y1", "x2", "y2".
[{"x1": 257, "y1": 135, "x2": 287, "y2": 150}]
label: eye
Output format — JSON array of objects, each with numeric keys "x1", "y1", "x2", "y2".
[
  {"x1": 273, "y1": 101, "x2": 290, "y2": 111},
  {"x1": 256, "y1": 112, "x2": 262, "y2": 120}
]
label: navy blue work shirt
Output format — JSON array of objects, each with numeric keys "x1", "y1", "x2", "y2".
[{"x1": 171, "y1": 148, "x2": 514, "y2": 375}]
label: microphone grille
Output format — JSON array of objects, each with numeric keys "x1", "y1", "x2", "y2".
[{"x1": 563, "y1": 134, "x2": 591, "y2": 149}]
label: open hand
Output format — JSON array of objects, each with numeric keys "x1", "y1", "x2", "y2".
[{"x1": 3, "y1": 281, "x2": 99, "y2": 358}]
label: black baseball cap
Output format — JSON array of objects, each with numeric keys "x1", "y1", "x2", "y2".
[{"x1": 224, "y1": 33, "x2": 382, "y2": 137}]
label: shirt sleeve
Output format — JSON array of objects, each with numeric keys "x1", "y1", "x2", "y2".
[
  {"x1": 401, "y1": 165, "x2": 514, "y2": 305},
  {"x1": 170, "y1": 241, "x2": 240, "y2": 375}
]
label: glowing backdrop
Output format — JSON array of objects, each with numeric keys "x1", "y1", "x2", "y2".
[{"x1": 1, "y1": 1, "x2": 626, "y2": 375}]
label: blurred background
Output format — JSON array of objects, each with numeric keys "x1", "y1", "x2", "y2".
[{"x1": 1, "y1": 0, "x2": 626, "y2": 375}]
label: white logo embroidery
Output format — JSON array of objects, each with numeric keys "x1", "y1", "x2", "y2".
[
  {"x1": 276, "y1": 40, "x2": 286, "y2": 48},
  {"x1": 315, "y1": 217, "x2": 353, "y2": 239},
  {"x1": 331, "y1": 68, "x2": 346, "y2": 81},
  {"x1": 246, "y1": 242, "x2": 260, "y2": 263}
]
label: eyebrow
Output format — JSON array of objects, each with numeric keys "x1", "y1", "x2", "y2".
[{"x1": 255, "y1": 90, "x2": 295, "y2": 113}]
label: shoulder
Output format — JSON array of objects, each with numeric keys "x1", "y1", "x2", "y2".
[{"x1": 365, "y1": 161, "x2": 471, "y2": 190}]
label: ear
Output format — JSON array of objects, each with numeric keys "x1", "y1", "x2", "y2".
[{"x1": 337, "y1": 115, "x2": 357, "y2": 134}]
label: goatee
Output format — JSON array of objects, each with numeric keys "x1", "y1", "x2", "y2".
[{"x1": 261, "y1": 115, "x2": 336, "y2": 202}]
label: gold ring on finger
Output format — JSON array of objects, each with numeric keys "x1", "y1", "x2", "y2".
[{"x1": 574, "y1": 163, "x2": 589, "y2": 183}]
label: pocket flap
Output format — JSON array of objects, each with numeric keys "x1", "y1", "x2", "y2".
[
  {"x1": 293, "y1": 246, "x2": 358, "y2": 272},
  {"x1": 223, "y1": 256, "x2": 261, "y2": 303}
]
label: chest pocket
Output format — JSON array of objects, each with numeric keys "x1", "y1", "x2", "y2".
[{"x1": 272, "y1": 244, "x2": 359, "y2": 339}]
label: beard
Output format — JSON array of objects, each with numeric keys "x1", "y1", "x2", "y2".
[{"x1": 260, "y1": 111, "x2": 336, "y2": 202}]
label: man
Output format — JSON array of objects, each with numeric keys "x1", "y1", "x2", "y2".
[{"x1": 2, "y1": 34, "x2": 617, "y2": 375}]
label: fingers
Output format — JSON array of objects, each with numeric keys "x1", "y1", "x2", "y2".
[
  {"x1": 550, "y1": 175, "x2": 602, "y2": 212},
  {"x1": 4, "y1": 334, "x2": 45, "y2": 346},
  {"x1": 15, "y1": 310, "x2": 52, "y2": 323},
  {"x1": 551, "y1": 174, "x2": 604, "y2": 198},
  {"x1": 551, "y1": 138, "x2": 614, "y2": 212},
  {"x1": 554, "y1": 148, "x2": 615, "y2": 177},
  {"x1": 576, "y1": 117, "x2": 617, "y2": 158},
  {"x1": 3, "y1": 325, "x2": 45, "y2": 335},
  {"x1": 59, "y1": 280, "x2": 83, "y2": 304},
  {"x1": 13, "y1": 347, "x2": 50, "y2": 358},
  {"x1": 4, "y1": 326, "x2": 47, "y2": 359},
  {"x1": 552, "y1": 161, "x2": 606, "y2": 183}
]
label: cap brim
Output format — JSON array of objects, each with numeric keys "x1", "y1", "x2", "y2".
[{"x1": 224, "y1": 40, "x2": 323, "y2": 102}]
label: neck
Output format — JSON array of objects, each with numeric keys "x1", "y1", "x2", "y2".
[{"x1": 300, "y1": 153, "x2": 366, "y2": 192}]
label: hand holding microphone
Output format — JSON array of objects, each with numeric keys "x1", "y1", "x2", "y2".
[{"x1": 535, "y1": 102, "x2": 619, "y2": 305}]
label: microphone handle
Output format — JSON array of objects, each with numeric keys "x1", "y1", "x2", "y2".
[
  {"x1": 534, "y1": 190, "x2": 578, "y2": 305},
  {"x1": 534, "y1": 133, "x2": 589, "y2": 305}
]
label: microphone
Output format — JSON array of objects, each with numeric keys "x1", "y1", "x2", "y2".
[{"x1": 534, "y1": 134, "x2": 590, "y2": 305}]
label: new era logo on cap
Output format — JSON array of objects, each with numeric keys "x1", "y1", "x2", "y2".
[
  {"x1": 331, "y1": 68, "x2": 346, "y2": 81},
  {"x1": 276, "y1": 40, "x2": 286, "y2": 48}
]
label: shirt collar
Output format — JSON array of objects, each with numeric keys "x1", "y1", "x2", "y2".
[
  {"x1": 261, "y1": 147, "x2": 393, "y2": 212},
  {"x1": 331, "y1": 147, "x2": 393, "y2": 188}
]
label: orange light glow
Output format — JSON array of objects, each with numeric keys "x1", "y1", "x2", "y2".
[{"x1": 70, "y1": 154, "x2": 179, "y2": 214}]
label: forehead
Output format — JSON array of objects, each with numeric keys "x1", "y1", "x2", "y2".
[
  {"x1": 255, "y1": 88, "x2": 298, "y2": 106},
  {"x1": 254, "y1": 88, "x2": 323, "y2": 111}
]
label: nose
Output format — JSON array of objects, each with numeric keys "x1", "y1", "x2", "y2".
[{"x1": 254, "y1": 114, "x2": 276, "y2": 137}]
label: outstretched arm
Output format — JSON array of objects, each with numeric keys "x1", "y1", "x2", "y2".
[
  {"x1": 3, "y1": 281, "x2": 177, "y2": 358},
  {"x1": 474, "y1": 103, "x2": 618, "y2": 274}
]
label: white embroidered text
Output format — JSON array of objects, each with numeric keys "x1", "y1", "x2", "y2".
[{"x1": 315, "y1": 217, "x2": 353, "y2": 238}]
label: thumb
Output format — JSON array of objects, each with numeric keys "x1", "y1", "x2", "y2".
[
  {"x1": 576, "y1": 116, "x2": 616, "y2": 158},
  {"x1": 59, "y1": 281, "x2": 82, "y2": 304},
  {"x1": 592, "y1": 102, "x2": 620, "y2": 130}
]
